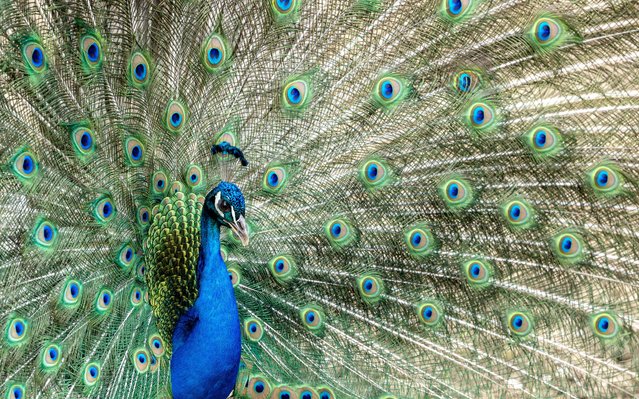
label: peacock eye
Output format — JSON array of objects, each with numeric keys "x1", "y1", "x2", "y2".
[{"x1": 220, "y1": 200, "x2": 230, "y2": 213}]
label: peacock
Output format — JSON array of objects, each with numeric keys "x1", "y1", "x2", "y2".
[{"x1": 1, "y1": 0, "x2": 639, "y2": 397}]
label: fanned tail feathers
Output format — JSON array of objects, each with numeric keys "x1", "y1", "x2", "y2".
[{"x1": 1, "y1": 0, "x2": 639, "y2": 398}]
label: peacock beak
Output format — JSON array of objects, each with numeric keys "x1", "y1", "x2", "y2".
[{"x1": 229, "y1": 214, "x2": 249, "y2": 247}]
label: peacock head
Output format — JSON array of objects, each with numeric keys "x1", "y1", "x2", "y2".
[{"x1": 204, "y1": 181, "x2": 249, "y2": 246}]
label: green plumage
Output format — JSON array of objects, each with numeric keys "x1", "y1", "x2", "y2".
[{"x1": 0, "y1": 0, "x2": 638, "y2": 398}]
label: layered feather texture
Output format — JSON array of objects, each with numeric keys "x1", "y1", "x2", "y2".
[{"x1": 1, "y1": 0, "x2": 639, "y2": 398}]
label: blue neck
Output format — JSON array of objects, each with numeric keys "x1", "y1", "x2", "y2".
[{"x1": 170, "y1": 213, "x2": 241, "y2": 399}]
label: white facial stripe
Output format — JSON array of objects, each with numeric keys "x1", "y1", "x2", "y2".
[
  {"x1": 214, "y1": 192, "x2": 225, "y2": 217},
  {"x1": 231, "y1": 206, "x2": 237, "y2": 223}
]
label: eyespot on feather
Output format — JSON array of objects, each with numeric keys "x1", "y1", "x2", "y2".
[
  {"x1": 505, "y1": 311, "x2": 534, "y2": 337},
  {"x1": 300, "y1": 305, "x2": 325, "y2": 334},
  {"x1": 23, "y1": 40, "x2": 47, "y2": 73},
  {"x1": 130, "y1": 285, "x2": 143, "y2": 307},
  {"x1": 417, "y1": 301, "x2": 444, "y2": 328},
  {"x1": 164, "y1": 101, "x2": 188, "y2": 133},
  {"x1": 129, "y1": 52, "x2": 151, "y2": 88},
  {"x1": 263, "y1": 166, "x2": 288, "y2": 193},
  {"x1": 587, "y1": 163, "x2": 623, "y2": 197},
  {"x1": 247, "y1": 375, "x2": 272, "y2": 398},
  {"x1": 356, "y1": 275, "x2": 384, "y2": 305},
  {"x1": 202, "y1": 34, "x2": 229, "y2": 72},
  {"x1": 151, "y1": 171, "x2": 169, "y2": 196},
  {"x1": 405, "y1": 223, "x2": 436, "y2": 257},
  {"x1": 132, "y1": 348, "x2": 150, "y2": 373},
  {"x1": 71, "y1": 127, "x2": 96, "y2": 158},
  {"x1": 462, "y1": 259, "x2": 493, "y2": 288},
  {"x1": 61, "y1": 279, "x2": 83, "y2": 308},
  {"x1": 10, "y1": 148, "x2": 39, "y2": 182},
  {"x1": 324, "y1": 218, "x2": 355, "y2": 247},
  {"x1": 41, "y1": 343, "x2": 62, "y2": 370},
  {"x1": 282, "y1": 79, "x2": 310, "y2": 111},
  {"x1": 82, "y1": 362, "x2": 101, "y2": 386},
  {"x1": 269, "y1": 255, "x2": 296, "y2": 283},
  {"x1": 81, "y1": 34, "x2": 103, "y2": 69},
  {"x1": 94, "y1": 288, "x2": 113, "y2": 314},
  {"x1": 591, "y1": 311, "x2": 621, "y2": 341},
  {"x1": 124, "y1": 137, "x2": 144, "y2": 166},
  {"x1": 440, "y1": 177, "x2": 474, "y2": 209},
  {"x1": 92, "y1": 195, "x2": 116, "y2": 224},
  {"x1": 551, "y1": 230, "x2": 585, "y2": 264},
  {"x1": 373, "y1": 75, "x2": 408, "y2": 107},
  {"x1": 441, "y1": 0, "x2": 475, "y2": 21},
  {"x1": 185, "y1": 164, "x2": 204, "y2": 189},
  {"x1": 243, "y1": 318, "x2": 264, "y2": 342},
  {"x1": 5, "y1": 317, "x2": 29, "y2": 346}
]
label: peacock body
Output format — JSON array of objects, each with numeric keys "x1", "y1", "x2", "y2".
[{"x1": 1, "y1": 0, "x2": 639, "y2": 398}]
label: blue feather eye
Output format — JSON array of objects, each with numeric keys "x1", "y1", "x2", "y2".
[
  {"x1": 275, "y1": 0, "x2": 293, "y2": 11},
  {"x1": 269, "y1": 255, "x2": 296, "y2": 283},
  {"x1": 165, "y1": 101, "x2": 188, "y2": 133},
  {"x1": 129, "y1": 52, "x2": 151, "y2": 88},
  {"x1": 374, "y1": 76, "x2": 407, "y2": 107},
  {"x1": 95, "y1": 288, "x2": 113, "y2": 314},
  {"x1": 271, "y1": 0, "x2": 300, "y2": 19},
  {"x1": 417, "y1": 301, "x2": 444, "y2": 327},
  {"x1": 7, "y1": 384, "x2": 25, "y2": 399},
  {"x1": 533, "y1": 18, "x2": 562, "y2": 45},
  {"x1": 23, "y1": 41, "x2": 46, "y2": 73},
  {"x1": 243, "y1": 318, "x2": 264, "y2": 342},
  {"x1": 149, "y1": 354, "x2": 159, "y2": 373},
  {"x1": 440, "y1": 177, "x2": 473, "y2": 209},
  {"x1": 148, "y1": 334, "x2": 165, "y2": 357},
  {"x1": 124, "y1": 137, "x2": 144, "y2": 166},
  {"x1": 228, "y1": 266, "x2": 241, "y2": 288},
  {"x1": 130, "y1": 285, "x2": 143, "y2": 307},
  {"x1": 61, "y1": 279, "x2": 82, "y2": 308},
  {"x1": 442, "y1": 0, "x2": 474, "y2": 21},
  {"x1": 116, "y1": 243, "x2": 136, "y2": 270},
  {"x1": 524, "y1": 125, "x2": 562, "y2": 158},
  {"x1": 453, "y1": 70, "x2": 480, "y2": 93},
  {"x1": 318, "y1": 387, "x2": 335, "y2": 399},
  {"x1": 93, "y1": 195, "x2": 116, "y2": 224},
  {"x1": 588, "y1": 164, "x2": 623, "y2": 196},
  {"x1": 82, "y1": 362, "x2": 101, "y2": 386},
  {"x1": 137, "y1": 206, "x2": 150, "y2": 227},
  {"x1": 32, "y1": 218, "x2": 58, "y2": 249},
  {"x1": 467, "y1": 102, "x2": 495, "y2": 131},
  {"x1": 325, "y1": 218, "x2": 355, "y2": 247},
  {"x1": 502, "y1": 198, "x2": 534, "y2": 229},
  {"x1": 359, "y1": 158, "x2": 391, "y2": 190},
  {"x1": 283, "y1": 80, "x2": 310, "y2": 110},
  {"x1": 185, "y1": 165, "x2": 204, "y2": 189},
  {"x1": 356, "y1": 275, "x2": 384, "y2": 305},
  {"x1": 505, "y1": 311, "x2": 533, "y2": 337},
  {"x1": 591, "y1": 312, "x2": 620, "y2": 340},
  {"x1": 462, "y1": 259, "x2": 493, "y2": 288},
  {"x1": 263, "y1": 165, "x2": 288, "y2": 193},
  {"x1": 151, "y1": 171, "x2": 169, "y2": 195},
  {"x1": 71, "y1": 127, "x2": 96, "y2": 158},
  {"x1": 552, "y1": 230, "x2": 584, "y2": 264},
  {"x1": 298, "y1": 388, "x2": 318, "y2": 399},
  {"x1": 132, "y1": 348, "x2": 150, "y2": 373},
  {"x1": 248, "y1": 376, "x2": 271, "y2": 397},
  {"x1": 81, "y1": 35, "x2": 103, "y2": 69},
  {"x1": 5, "y1": 317, "x2": 29, "y2": 346},
  {"x1": 300, "y1": 305, "x2": 325, "y2": 334},
  {"x1": 41, "y1": 343, "x2": 62, "y2": 370},
  {"x1": 202, "y1": 34, "x2": 229, "y2": 72},
  {"x1": 11, "y1": 148, "x2": 39, "y2": 182},
  {"x1": 405, "y1": 223, "x2": 435, "y2": 257}
]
